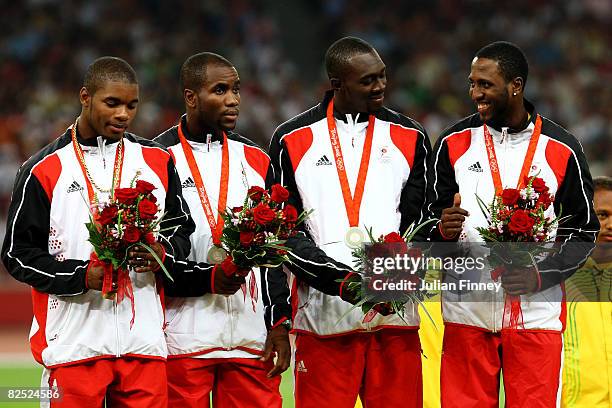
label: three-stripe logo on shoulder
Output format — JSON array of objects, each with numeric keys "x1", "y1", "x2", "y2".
[{"x1": 67, "y1": 181, "x2": 84, "y2": 193}]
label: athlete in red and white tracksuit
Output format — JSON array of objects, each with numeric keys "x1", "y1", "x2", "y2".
[
  {"x1": 1, "y1": 126, "x2": 194, "y2": 407},
  {"x1": 269, "y1": 82, "x2": 431, "y2": 407},
  {"x1": 155, "y1": 117, "x2": 293, "y2": 408},
  {"x1": 428, "y1": 99, "x2": 598, "y2": 407}
]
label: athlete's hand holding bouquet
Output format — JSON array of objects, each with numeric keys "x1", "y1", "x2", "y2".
[
  {"x1": 85, "y1": 177, "x2": 176, "y2": 328},
  {"x1": 476, "y1": 175, "x2": 564, "y2": 328},
  {"x1": 340, "y1": 221, "x2": 436, "y2": 323},
  {"x1": 214, "y1": 184, "x2": 310, "y2": 276}
]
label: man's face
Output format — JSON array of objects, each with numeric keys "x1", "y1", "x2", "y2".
[
  {"x1": 469, "y1": 57, "x2": 513, "y2": 127},
  {"x1": 194, "y1": 65, "x2": 240, "y2": 131},
  {"x1": 80, "y1": 81, "x2": 139, "y2": 140},
  {"x1": 595, "y1": 188, "x2": 612, "y2": 243},
  {"x1": 336, "y1": 51, "x2": 386, "y2": 113}
]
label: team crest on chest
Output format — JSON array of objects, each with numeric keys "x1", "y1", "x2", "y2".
[{"x1": 378, "y1": 145, "x2": 391, "y2": 163}]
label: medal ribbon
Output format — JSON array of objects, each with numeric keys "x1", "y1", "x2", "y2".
[
  {"x1": 483, "y1": 114, "x2": 542, "y2": 193},
  {"x1": 177, "y1": 122, "x2": 229, "y2": 245},
  {"x1": 326, "y1": 99, "x2": 375, "y2": 227},
  {"x1": 484, "y1": 114, "x2": 542, "y2": 331},
  {"x1": 71, "y1": 120, "x2": 135, "y2": 329}
]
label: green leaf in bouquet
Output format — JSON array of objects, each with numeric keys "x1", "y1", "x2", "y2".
[
  {"x1": 223, "y1": 227, "x2": 240, "y2": 243},
  {"x1": 296, "y1": 208, "x2": 314, "y2": 225},
  {"x1": 476, "y1": 227, "x2": 501, "y2": 243},
  {"x1": 475, "y1": 193, "x2": 492, "y2": 220},
  {"x1": 138, "y1": 242, "x2": 173, "y2": 282},
  {"x1": 147, "y1": 211, "x2": 171, "y2": 230},
  {"x1": 403, "y1": 218, "x2": 437, "y2": 242},
  {"x1": 365, "y1": 226, "x2": 376, "y2": 243},
  {"x1": 263, "y1": 241, "x2": 288, "y2": 249},
  {"x1": 259, "y1": 257, "x2": 287, "y2": 268},
  {"x1": 277, "y1": 251, "x2": 317, "y2": 277}
]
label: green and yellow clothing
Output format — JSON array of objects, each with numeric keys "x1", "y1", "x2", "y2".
[{"x1": 562, "y1": 258, "x2": 612, "y2": 407}]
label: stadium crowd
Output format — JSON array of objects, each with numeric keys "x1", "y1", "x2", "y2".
[{"x1": 0, "y1": 0, "x2": 610, "y2": 279}]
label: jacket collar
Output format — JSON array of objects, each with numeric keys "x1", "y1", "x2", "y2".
[
  {"x1": 179, "y1": 114, "x2": 225, "y2": 144},
  {"x1": 73, "y1": 126, "x2": 122, "y2": 147},
  {"x1": 483, "y1": 99, "x2": 537, "y2": 134},
  {"x1": 322, "y1": 90, "x2": 370, "y2": 124}
]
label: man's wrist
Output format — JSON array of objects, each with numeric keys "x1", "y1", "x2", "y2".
[
  {"x1": 271, "y1": 317, "x2": 292, "y2": 332},
  {"x1": 438, "y1": 222, "x2": 456, "y2": 241}
]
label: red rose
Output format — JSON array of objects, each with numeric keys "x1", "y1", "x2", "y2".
[
  {"x1": 240, "y1": 231, "x2": 255, "y2": 247},
  {"x1": 283, "y1": 205, "x2": 298, "y2": 223},
  {"x1": 123, "y1": 226, "x2": 141, "y2": 243},
  {"x1": 407, "y1": 247, "x2": 423, "y2": 260},
  {"x1": 501, "y1": 188, "x2": 520, "y2": 206},
  {"x1": 536, "y1": 192, "x2": 554, "y2": 208},
  {"x1": 270, "y1": 184, "x2": 290, "y2": 203},
  {"x1": 239, "y1": 219, "x2": 257, "y2": 231},
  {"x1": 144, "y1": 232, "x2": 156, "y2": 244},
  {"x1": 383, "y1": 232, "x2": 404, "y2": 243},
  {"x1": 135, "y1": 180, "x2": 156, "y2": 195},
  {"x1": 115, "y1": 188, "x2": 139, "y2": 204},
  {"x1": 383, "y1": 232, "x2": 408, "y2": 255},
  {"x1": 138, "y1": 199, "x2": 158, "y2": 219},
  {"x1": 220, "y1": 256, "x2": 238, "y2": 276},
  {"x1": 530, "y1": 177, "x2": 549, "y2": 193},
  {"x1": 508, "y1": 210, "x2": 536, "y2": 235},
  {"x1": 232, "y1": 206, "x2": 243, "y2": 213},
  {"x1": 366, "y1": 242, "x2": 393, "y2": 259},
  {"x1": 97, "y1": 205, "x2": 118, "y2": 225},
  {"x1": 248, "y1": 186, "x2": 266, "y2": 202},
  {"x1": 253, "y1": 203, "x2": 275, "y2": 225}
]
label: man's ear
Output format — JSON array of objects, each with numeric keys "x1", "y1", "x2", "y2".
[
  {"x1": 184, "y1": 89, "x2": 197, "y2": 109},
  {"x1": 79, "y1": 87, "x2": 91, "y2": 108},
  {"x1": 511, "y1": 77, "x2": 524, "y2": 96},
  {"x1": 330, "y1": 77, "x2": 341, "y2": 91}
]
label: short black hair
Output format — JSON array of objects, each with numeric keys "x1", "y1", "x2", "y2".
[
  {"x1": 594, "y1": 176, "x2": 612, "y2": 192},
  {"x1": 475, "y1": 41, "x2": 529, "y2": 85},
  {"x1": 83, "y1": 57, "x2": 137, "y2": 95},
  {"x1": 180, "y1": 52, "x2": 234, "y2": 91},
  {"x1": 325, "y1": 36, "x2": 377, "y2": 78}
]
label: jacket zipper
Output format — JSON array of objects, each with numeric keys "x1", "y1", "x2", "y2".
[
  {"x1": 114, "y1": 299, "x2": 121, "y2": 357},
  {"x1": 226, "y1": 296, "x2": 234, "y2": 350},
  {"x1": 491, "y1": 131, "x2": 508, "y2": 333},
  {"x1": 491, "y1": 287, "x2": 498, "y2": 333}
]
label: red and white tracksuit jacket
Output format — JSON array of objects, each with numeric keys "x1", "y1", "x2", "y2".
[
  {"x1": 268, "y1": 90, "x2": 431, "y2": 336},
  {"x1": 428, "y1": 100, "x2": 598, "y2": 332},
  {"x1": 155, "y1": 118, "x2": 291, "y2": 359},
  {"x1": 1, "y1": 127, "x2": 194, "y2": 367}
]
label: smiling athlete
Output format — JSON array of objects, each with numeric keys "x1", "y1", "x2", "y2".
[
  {"x1": 269, "y1": 36, "x2": 431, "y2": 408},
  {"x1": 428, "y1": 41, "x2": 599, "y2": 407}
]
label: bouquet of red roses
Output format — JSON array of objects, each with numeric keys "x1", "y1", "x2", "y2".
[
  {"x1": 476, "y1": 176, "x2": 558, "y2": 243},
  {"x1": 476, "y1": 175, "x2": 564, "y2": 327},
  {"x1": 216, "y1": 184, "x2": 310, "y2": 276},
  {"x1": 85, "y1": 179, "x2": 173, "y2": 326},
  {"x1": 343, "y1": 221, "x2": 436, "y2": 324}
]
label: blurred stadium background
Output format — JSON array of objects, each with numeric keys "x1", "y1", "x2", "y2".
[{"x1": 0, "y1": 1, "x2": 609, "y2": 406}]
